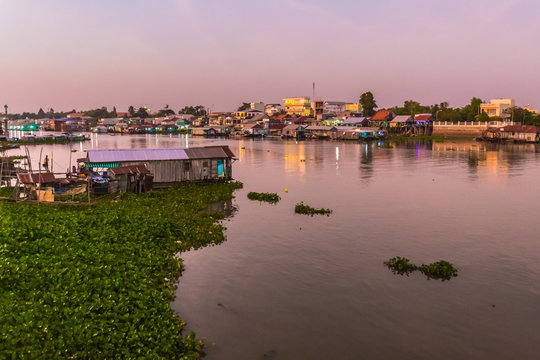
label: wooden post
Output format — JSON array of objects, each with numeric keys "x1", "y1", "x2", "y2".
[{"x1": 37, "y1": 147, "x2": 43, "y2": 205}]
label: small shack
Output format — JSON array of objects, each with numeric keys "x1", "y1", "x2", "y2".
[{"x1": 82, "y1": 145, "x2": 235, "y2": 188}]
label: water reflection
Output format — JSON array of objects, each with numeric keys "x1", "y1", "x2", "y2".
[{"x1": 202, "y1": 199, "x2": 237, "y2": 219}]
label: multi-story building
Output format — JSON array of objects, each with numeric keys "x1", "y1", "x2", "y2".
[
  {"x1": 323, "y1": 101, "x2": 346, "y2": 114},
  {"x1": 234, "y1": 110, "x2": 264, "y2": 120},
  {"x1": 250, "y1": 102, "x2": 265, "y2": 112},
  {"x1": 283, "y1": 97, "x2": 312, "y2": 116},
  {"x1": 345, "y1": 103, "x2": 360, "y2": 112},
  {"x1": 265, "y1": 103, "x2": 285, "y2": 116},
  {"x1": 312, "y1": 101, "x2": 324, "y2": 119},
  {"x1": 480, "y1": 99, "x2": 515, "y2": 118}
]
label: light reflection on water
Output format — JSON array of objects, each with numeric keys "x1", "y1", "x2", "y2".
[{"x1": 7, "y1": 135, "x2": 540, "y2": 360}]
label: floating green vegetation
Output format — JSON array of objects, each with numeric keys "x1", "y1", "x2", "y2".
[
  {"x1": 383, "y1": 256, "x2": 418, "y2": 276},
  {"x1": 418, "y1": 261, "x2": 458, "y2": 281},
  {"x1": 295, "y1": 202, "x2": 332, "y2": 216},
  {"x1": 0, "y1": 181, "x2": 243, "y2": 359},
  {"x1": 247, "y1": 192, "x2": 280, "y2": 203},
  {"x1": 384, "y1": 257, "x2": 458, "y2": 281}
]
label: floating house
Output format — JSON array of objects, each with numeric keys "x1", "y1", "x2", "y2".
[
  {"x1": 499, "y1": 125, "x2": 539, "y2": 142},
  {"x1": 81, "y1": 145, "x2": 236, "y2": 188},
  {"x1": 389, "y1": 115, "x2": 414, "y2": 127},
  {"x1": 242, "y1": 123, "x2": 267, "y2": 137},
  {"x1": 304, "y1": 125, "x2": 333, "y2": 139},
  {"x1": 370, "y1": 110, "x2": 396, "y2": 127},
  {"x1": 341, "y1": 117, "x2": 369, "y2": 127},
  {"x1": 282, "y1": 124, "x2": 306, "y2": 139}
]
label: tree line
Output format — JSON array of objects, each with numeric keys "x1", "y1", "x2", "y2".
[
  {"x1": 5, "y1": 97, "x2": 540, "y2": 127},
  {"x1": 357, "y1": 92, "x2": 540, "y2": 126}
]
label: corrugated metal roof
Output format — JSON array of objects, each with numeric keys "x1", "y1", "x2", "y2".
[
  {"x1": 343, "y1": 117, "x2": 367, "y2": 124},
  {"x1": 414, "y1": 114, "x2": 433, "y2": 121},
  {"x1": 332, "y1": 126, "x2": 358, "y2": 131},
  {"x1": 17, "y1": 172, "x2": 56, "y2": 184},
  {"x1": 204, "y1": 145, "x2": 236, "y2": 158},
  {"x1": 500, "y1": 125, "x2": 539, "y2": 133},
  {"x1": 88, "y1": 148, "x2": 189, "y2": 163},
  {"x1": 305, "y1": 126, "x2": 332, "y2": 130},
  {"x1": 390, "y1": 115, "x2": 413, "y2": 123},
  {"x1": 87, "y1": 146, "x2": 235, "y2": 163},
  {"x1": 109, "y1": 165, "x2": 150, "y2": 176},
  {"x1": 185, "y1": 147, "x2": 228, "y2": 159},
  {"x1": 371, "y1": 110, "x2": 394, "y2": 121}
]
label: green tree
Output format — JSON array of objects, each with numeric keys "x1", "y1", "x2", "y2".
[
  {"x1": 359, "y1": 92, "x2": 377, "y2": 117},
  {"x1": 470, "y1": 97, "x2": 482, "y2": 115},
  {"x1": 84, "y1": 107, "x2": 113, "y2": 119},
  {"x1": 128, "y1": 106, "x2": 135, "y2": 117},
  {"x1": 37, "y1": 108, "x2": 46, "y2": 118},
  {"x1": 510, "y1": 107, "x2": 534, "y2": 125},
  {"x1": 156, "y1": 109, "x2": 175, "y2": 117},
  {"x1": 477, "y1": 111, "x2": 490, "y2": 122},
  {"x1": 135, "y1": 107, "x2": 149, "y2": 118},
  {"x1": 112, "y1": 106, "x2": 117, "y2": 117},
  {"x1": 178, "y1": 105, "x2": 206, "y2": 117},
  {"x1": 237, "y1": 102, "x2": 251, "y2": 111}
]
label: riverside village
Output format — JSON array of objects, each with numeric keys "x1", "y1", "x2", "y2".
[{"x1": 1, "y1": 95, "x2": 539, "y2": 202}]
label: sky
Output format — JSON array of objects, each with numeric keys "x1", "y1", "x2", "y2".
[{"x1": 1, "y1": 0, "x2": 539, "y2": 113}]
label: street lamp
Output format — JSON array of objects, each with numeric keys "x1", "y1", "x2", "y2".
[{"x1": 436, "y1": 109, "x2": 442, "y2": 122}]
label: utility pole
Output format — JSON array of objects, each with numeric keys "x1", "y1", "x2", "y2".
[{"x1": 3, "y1": 104, "x2": 8, "y2": 138}]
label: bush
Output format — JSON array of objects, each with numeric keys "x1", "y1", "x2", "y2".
[
  {"x1": 247, "y1": 192, "x2": 280, "y2": 204},
  {"x1": 294, "y1": 202, "x2": 332, "y2": 216}
]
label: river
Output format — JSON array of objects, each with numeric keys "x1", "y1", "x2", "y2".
[{"x1": 7, "y1": 134, "x2": 540, "y2": 359}]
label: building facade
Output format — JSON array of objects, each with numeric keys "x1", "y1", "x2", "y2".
[
  {"x1": 480, "y1": 99, "x2": 515, "y2": 118},
  {"x1": 283, "y1": 97, "x2": 313, "y2": 116}
]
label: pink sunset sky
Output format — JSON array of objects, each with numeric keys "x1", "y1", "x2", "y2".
[{"x1": 1, "y1": 0, "x2": 539, "y2": 114}]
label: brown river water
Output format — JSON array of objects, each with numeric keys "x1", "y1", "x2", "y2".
[{"x1": 8, "y1": 134, "x2": 540, "y2": 359}]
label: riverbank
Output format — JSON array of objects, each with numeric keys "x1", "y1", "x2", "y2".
[{"x1": 0, "y1": 181, "x2": 243, "y2": 359}]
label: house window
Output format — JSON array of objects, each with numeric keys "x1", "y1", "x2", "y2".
[{"x1": 184, "y1": 161, "x2": 191, "y2": 172}]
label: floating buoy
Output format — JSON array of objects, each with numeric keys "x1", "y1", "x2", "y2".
[{"x1": 285, "y1": 188, "x2": 288, "y2": 193}]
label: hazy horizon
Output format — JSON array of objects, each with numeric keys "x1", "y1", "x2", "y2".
[{"x1": 1, "y1": 0, "x2": 539, "y2": 114}]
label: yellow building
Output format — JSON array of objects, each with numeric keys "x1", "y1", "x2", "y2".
[
  {"x1": 283, "y1": 97, "x2": 313, "y2": 116},
  {"x1": 480, "y1": 99, "x2": 515, "y2": 118},
  {"x1": 524, "y1": 105, "x2": 538, "y2": 114},
  {"x1": 345, "y1": 103, "x2": 360, "y2": 112}
]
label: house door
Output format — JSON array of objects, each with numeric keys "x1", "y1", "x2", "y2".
[{"x1": 217, "y1": 159, "x2": 224, "y2": 177}]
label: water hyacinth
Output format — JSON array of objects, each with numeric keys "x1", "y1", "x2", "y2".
[
  {"x1": 294, "y1": 202, "x2": 332, "y2": 216},
  {"x1": 384, "y1": 257, "x2": 458, "y2": 281},
  {"x1": 0, "y1": 181, "x2": 242, "y2": 359},
  {"x1": 384, "y1": 256, "x2": 418, "y2": 276},
  {"x1": 247, "y1": 192, "x2": 280, "y2": 204}
]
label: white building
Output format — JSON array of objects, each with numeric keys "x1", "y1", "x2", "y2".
[
  {"x1": 480, "y1": 99, "x2": 515, "y2": 118},
  {"x1": 265, "y1": 103, "x2": 285, "y2": 116},
  {"x1": 250, "y1": 102, "x2": 265, "y2": 112},
  {"x1": 323, "y1": 101, "x2": 346, "y2": 114}
]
